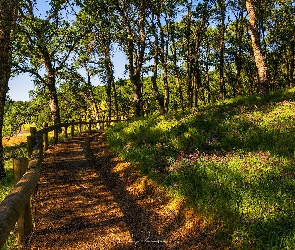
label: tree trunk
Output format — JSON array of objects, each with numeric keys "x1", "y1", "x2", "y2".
[
  {"x1": 44, "y1": 64, "x2": 61, "y2": 125},
  {"x1": 112, "y1": 81, "x2": 119, "y2": 120},
  {"x1": 0, "y1": 0, "x2": 19, "y2": 178},
  {"x1": 171, "y1": 24, "x2": 184, "y2": 112},
  {"x1": 156, "y1": 13, "x2": 169, "y2": 113},
  {"x1": 86, "y1": 72, "x2": 100, "y2": 121},
  {"x1": 116, "y1": 1, "x2": 146, "y2": 117},
  {"x1": 150, "y1": 12, "x2": 165, "y2": 114},
  {"x1": 235, "y1": 16, "x2": 243, "y2": 97},
  {"x1": 104, "y1": 45, "x2": 114, "y2": 121},
  {"x1": 218, "y1": 0, "x2": 226, "y2": 100},
  {"x1": 195, "y1": 62, "x2": 203, "y2": 107},
  {"x1": 245, "y1": 0, "x2": 269, "y2": 95},
  {"x1": 129, "y1": 74, "x2": 142, "y2": 117},
  {"x1": 190, "y1": 0, "x2": 209, "y2": 106},
  {"x1": 151, "y1": 50, "x2": 165, "y2": 114},
  {"x1": 289, "y1": 37, "x2": 294, "y2": 88},
  {"x1": 186, "y1": 1, "x2": 193, "y2": 108},
  {"x1": 205, "y1": 60, "x2": 211, "y2": 104}
]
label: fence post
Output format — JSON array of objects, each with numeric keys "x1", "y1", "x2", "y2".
[
  {"x1": 43, "y1": 122, "x2": 48, "y2": 151},
  {"x1": 27, "y1": 136, "x2": 33, "y2": 159},
  {"x1": 27, "y1": 127, "x2": 37, "y2": 159},
  {"x1": 13, "y1": 158, "x2": 33, "y2": 244},
  {"x1": 30, "y1": 127, "x2": 36, "y2": 145}
]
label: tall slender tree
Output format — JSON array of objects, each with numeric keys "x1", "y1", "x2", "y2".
[
  {"x1": 245, "y1": 0, "x2": 269, "y2": 95},
  {"x1": 0, "y1": 0, "x2": 19, "y2": 178},
  {"x1": 111, "y1": 0, "x2": 147, "y2": 117},
  {"x1": 217, "y1": 0, "x2": 226, "y2": 99}
]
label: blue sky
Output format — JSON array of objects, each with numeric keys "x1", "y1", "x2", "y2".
[
  {"x1": 8, "y1": 0, "x2": 128, "y2": 101},
  {"x1": 8, "y1": 52, "x2": 127, "y2": 101}
]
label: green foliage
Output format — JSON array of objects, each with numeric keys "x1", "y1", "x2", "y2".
[
  {"x1": 0, "y1": 161, "x2": 14, "y2": 203},
  {"x1": 107, "y1": 87, "x2": 295, "y2": 249},
  {"x1": 0, "y1": 160, "x2": 17, "y2": 249},
  {"x1": 3, "y1": 100, "x2": 32, "y2": 136},
  {"x1": 0, "y1": 140, "x2": 29, "y2": 249}
]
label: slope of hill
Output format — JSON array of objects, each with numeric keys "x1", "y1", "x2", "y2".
[{"x1": 107, "y1": 88, "x2": 295, "y2": 249}]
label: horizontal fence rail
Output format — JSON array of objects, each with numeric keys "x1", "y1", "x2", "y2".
[{"x1": 0, "y1": 120, "x2": 120, "y2": 248}]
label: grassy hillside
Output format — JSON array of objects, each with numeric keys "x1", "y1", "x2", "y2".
[{"x1": 106, "y1": 88, "x2": 295, "y2": 249}]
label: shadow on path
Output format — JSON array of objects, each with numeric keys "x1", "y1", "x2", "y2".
[
  {"x1": 24, "y1": 133, "x2": 216, "y2": 250},
  {"x1": 84, "y1": 134, "x2": 166, "y2": 249}
]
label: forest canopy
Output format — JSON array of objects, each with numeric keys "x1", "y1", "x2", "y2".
[{"x1": 3, "y1": 0, "x2": 295, "y2": 132}]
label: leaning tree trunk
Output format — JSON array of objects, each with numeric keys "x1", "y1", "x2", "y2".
[
  {"x1": 0, "y1": 0, "x2": 19, "y2": 179},
  {"x1": 245, "y1": 0, "x2": 269, "y2": 96}
]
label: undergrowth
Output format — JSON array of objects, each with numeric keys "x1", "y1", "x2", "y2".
[{"x1": 106, "y1": 88, "x2": 295, "y2": 249}]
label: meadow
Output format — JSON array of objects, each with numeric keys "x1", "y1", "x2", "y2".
[{"x1": 106, "y1": 88, "x2": 295, "y2": 249}]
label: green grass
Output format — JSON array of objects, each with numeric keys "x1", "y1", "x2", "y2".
[
  {"x1": 1, "y1": 142, "x2": 28, "y2": 249},
  {"x1": 106, "y1": 88, "x2": 295, "y2": 249},
  {"x1": 1, "y1": 142, "x2": 28, "y2": 202}
]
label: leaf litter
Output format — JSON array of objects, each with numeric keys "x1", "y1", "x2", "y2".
[{"x1": 22, "y1": 132, "x2": 224, "y2": 249}]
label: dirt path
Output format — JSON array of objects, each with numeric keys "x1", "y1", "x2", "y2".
[{"x1": 24, "y1": 133, "x2": 218, "y2": 249}]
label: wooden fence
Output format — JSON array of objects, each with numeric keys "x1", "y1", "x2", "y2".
[{"x1": 0, "y1": 120, "x2": 120, "y2": 248}]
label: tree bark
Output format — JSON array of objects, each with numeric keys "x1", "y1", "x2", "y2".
[
  {"x1": 245, "y1": 0, "x2": 269, "y2": 95},
  {"x1": 190, "y1": 0, "x2": 209, "y2": 106},
  {"x1": 112, "y1": 80, "x2": 119, "y2": 120},
  {"x1": 186, "y1": 1, "x2": 193, "y2": 108},
  {"x1": 218, "y1": 0, "x2": 226, "y2": 100},
  {"x1": 104, "y1": 44, "x2": 114, "y2": 121},
  {"x1": 150, "y1": 11, "x2": 165, "y2": 114},
  {"x1": 0, "y1": 0, "x2": 19, "y2": 178},
  {"x1": 289, "y1": 36, "x2": 294, "y2": 88},
  {"x1": 85, "y1": 71, "x2": 100, "y2": 121},
  {"x1": 44, "y1": 60, "x2": 61, "y2": 125},
  {"x1": 156, "y1": 13, "x2": 169, "y2": 113},
  {"x1": 115, "y1": 1, "x2": 146, "y2": 117},
  {"x1": 171, "y1": 28, "x2": 184, "y2": 112}
]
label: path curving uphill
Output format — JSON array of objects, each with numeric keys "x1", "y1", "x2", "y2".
[{"x1": 24, "y1": 133, "x2": 217, "y2": 250}]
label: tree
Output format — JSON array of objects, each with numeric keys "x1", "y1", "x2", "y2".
[
  {"x1": 73, "y1": 2, "x2": 118, "y2": 121},
  {"x1": 112, "y1": 0, "x2": 147, "y2": 117},
  {"x1": 3, "y1": 100, "x2": 32, "y2": 136},
  {"x1": 245, "y1": 0, "x2": 269, "y2": 95},
  {"x1": 217, "y1": 0, "x2": 226, "y2": 99},
  {"x1": 0, "y1": 0, "x2": 19, "y2": 178},
  {"x1": 12, "y1": 1, "x2": 81, "y2": 125}
]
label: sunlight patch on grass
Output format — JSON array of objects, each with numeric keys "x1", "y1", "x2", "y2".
[{"x1": 107, "y1": 87, "x2": 295, "y2": 249}]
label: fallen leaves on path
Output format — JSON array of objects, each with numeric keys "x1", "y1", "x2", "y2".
[{"x1": 23, "y1": 132, "x2": 224, "y2": 249}]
